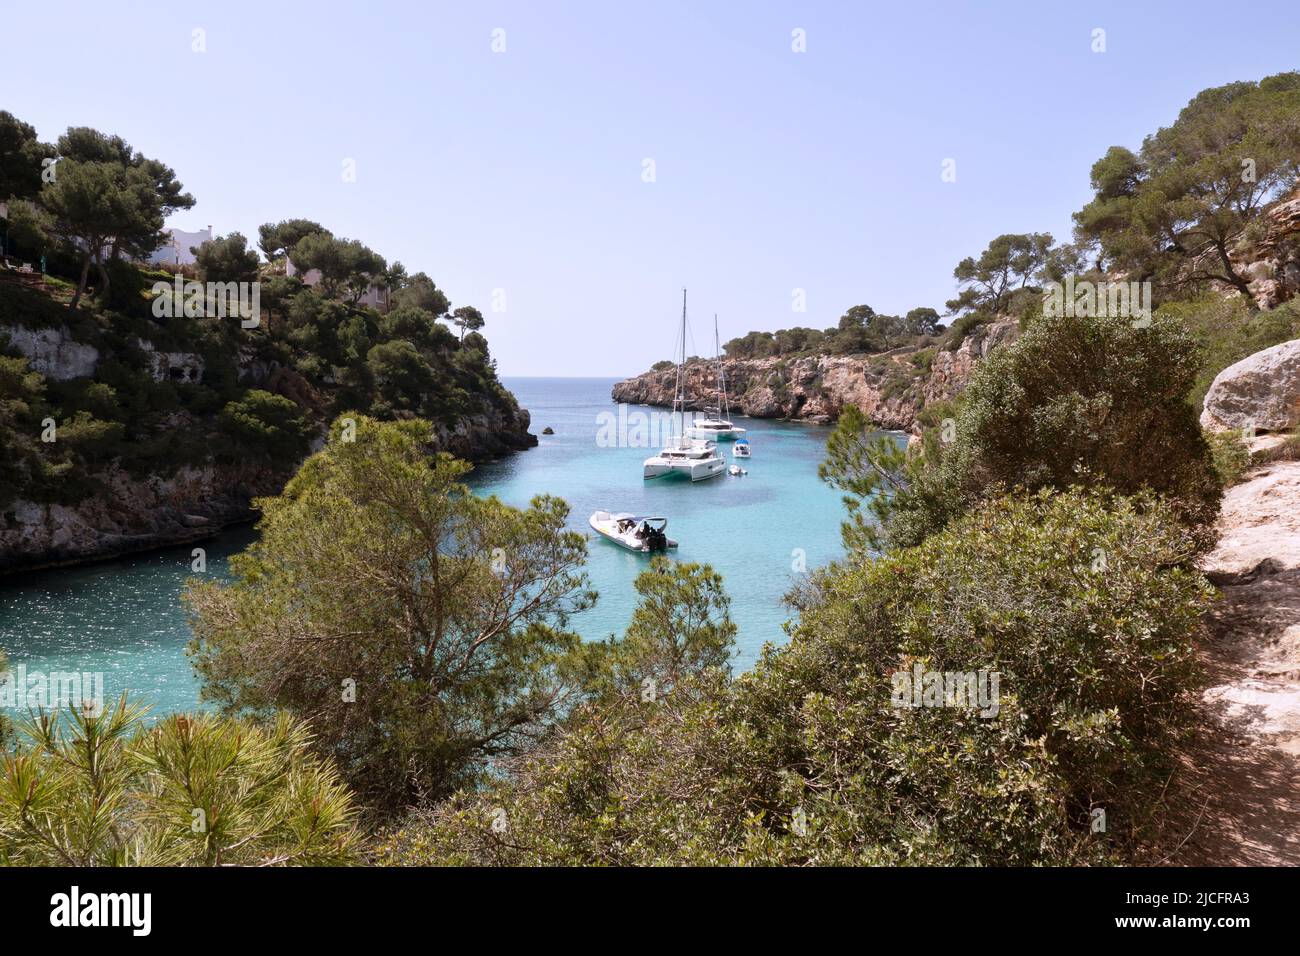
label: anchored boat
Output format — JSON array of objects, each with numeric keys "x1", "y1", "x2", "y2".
[
  {"x1": 588, "y1": 511, "x2": 678, "y2": 553},
  {"x1": 686, "y1": 313, "x2": 746, "y2": 442},
  {"x1": 643, "y1": 290, "x2": 725, "y2": 482}
]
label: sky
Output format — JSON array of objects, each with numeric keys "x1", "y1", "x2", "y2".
[{"x1": 5, "y1": 0, "x2": 1299, "y2": 376}]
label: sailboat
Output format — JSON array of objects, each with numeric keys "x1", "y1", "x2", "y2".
[
  {"x1": 643, "y1": 290, "x2": 726, "y2": 482},
  {"x1": 686, "y1": 314, "x2": 746, "y2": 442}
]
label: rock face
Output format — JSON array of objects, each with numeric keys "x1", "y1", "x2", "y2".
[
  {"x1": 1241, "y1": 189, "x2": 1300, "y2": 310},
  {"x1": 0, "y1": 332, "x2": 537, "y2": 574},
  {"x1": 0, "y1": 464, "x2": 268, "y2": 574},
  {"x1": 612, "y1": 320, "x2": 1018, "y2": 432},
  {"x1": 0, "y1": 396, "x2": 537, "y2": 573},
  {"x1": 1201, "y1": 339, "x2": 1300, "y2": 433},
  {"x1": 0, "y1": 324, "x2": 100, "y2": 380}
]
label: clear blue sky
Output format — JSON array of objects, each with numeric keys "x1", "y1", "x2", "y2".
[{"x1": 6, "y1": 0, "x2": 1299, "y2": 375}]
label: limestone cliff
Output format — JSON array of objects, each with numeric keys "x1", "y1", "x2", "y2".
[
  {"x1": 611, "y1": 320, "x2": 1018, "y2": 432},
  {"x1": 0, "y1": 312, "x2": 536, "y2": 574}
]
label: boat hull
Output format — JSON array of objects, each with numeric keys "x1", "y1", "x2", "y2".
[
  {"x1": 686, "y1": 426, "x2": 745, "y2": 442},
  {"x1": 588, "y1": 513, "x2": 679, "y2": 552},
  {"x1": 643, "y1": 457, "x2": 725, "y2": 481}
]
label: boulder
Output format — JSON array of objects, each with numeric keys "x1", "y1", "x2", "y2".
[{"x1": 1201, "y1": 339, "x2": 1300, "y2": 433}]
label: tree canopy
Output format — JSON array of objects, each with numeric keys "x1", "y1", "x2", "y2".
[{"x1": 1073, "y1": 71, "x2": 1300, "y2": 296}]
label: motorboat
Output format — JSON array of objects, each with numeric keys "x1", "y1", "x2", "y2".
[
  {"x1": 685, "y1": 314, "x2": 746, "y2": 442},
  {"x1": 728, "y1": 465, "x2": 747, "y2": 476},
  {"x1": 588, "y1": 511, "x2": 678, "y2": 552},
  {"x1": 732, "y1": 438, "x2": 751, "y2": 459},
  {"x1": 643, "y1": 436, "x2": 726, "y2": 481},
  {"x1": 643, "y1": 290, "x2": 726, "y2": 482}
]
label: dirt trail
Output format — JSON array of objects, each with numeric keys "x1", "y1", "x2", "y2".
[{"x1": 1165, "y1": 458, "x2": 1300, "y2": 865}]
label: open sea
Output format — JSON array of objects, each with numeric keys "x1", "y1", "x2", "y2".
[{"x1": 0, "y1": 377, "x2": 854, "y2": 714}]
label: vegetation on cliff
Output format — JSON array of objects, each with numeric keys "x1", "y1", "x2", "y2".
[{"x1": 0, "y1": 112, "x2": 529, "y2": 521}]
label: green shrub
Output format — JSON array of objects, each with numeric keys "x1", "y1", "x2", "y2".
[
  {"x1": 217, "y1": 389, "x2": 313, "y2": 468},
  {"x1": 844, "y1": 310, "x2": 1223, "y2": 551},
  {"x1": 377, "y1": 488, "x2": 1209, "y2": 866},
  {"x1": 0, "y1": 696, "x2": 359, "y2": 866},
  {"x1": 1206, "y1": 428, "x2": 1252, "y2": 487},
  {"x1": 1158, "y1": 295, "x2": 1300, "y2": 408}
]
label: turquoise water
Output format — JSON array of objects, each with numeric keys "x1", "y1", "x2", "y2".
[
  {"x1": 0, "y1": 377, "x2": 851, "y2": 714},
  {"x1": 0, "y1": 528, "x2": 256, "y2": 716},
  {"x1": 475, "y1": 378, "x2": 848, "y2": 669}
]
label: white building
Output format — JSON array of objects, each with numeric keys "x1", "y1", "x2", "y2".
[
  {"x1": 285, "y1": 257, "x2": 390, "y2": 312},
  {"x1": 148, "y1": 226, "x2": 213, "y2": 267}
]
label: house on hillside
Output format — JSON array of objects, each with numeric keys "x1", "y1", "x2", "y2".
[
  {"x1": 285, "y1": 257, "x2": 391, "y2": 313},
  {"x1": 148, "y1": 226, "x2": 213, "y2": 267}
]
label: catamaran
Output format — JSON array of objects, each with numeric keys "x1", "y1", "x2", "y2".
[
  {"x1": 588, "y1": 511, "x2": 678, "y2": 553},
  {"x1": 686, "y1": 314, "x2": 746, "y2": 442},
  {"x1": 643, "y1": 290, "x2": 726, "y2": 482}
]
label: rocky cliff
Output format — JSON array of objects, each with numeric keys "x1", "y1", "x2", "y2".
[
  {"x1": 0, "y1": 402, "x2": 535, "y2": 574},
  {"x1": 0, "y1": 312, "x2": 536, "y2": 574},
  {"x1": 611, "y1": 319, "x2": 1018, "y2": 432}
]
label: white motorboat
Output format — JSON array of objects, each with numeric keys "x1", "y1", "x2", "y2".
[
  {"x1": 732, "y1": 438, "x2": 751, "y2": 459},
  {"x1": 643, "y1": 437, "x2": 727, "y2": 481},
  {"x1": 589, "y1": 511, "x2": 678, "y2": 553},
  {"x1": 728, "y1": 465, "x2": 747, "y2": 476},
  {"x1": 686, "y1": 314, "x2": 746, "y2": 442},
  {"x1": 643, "y1": 290, "x2": 726, "y2": 482}
]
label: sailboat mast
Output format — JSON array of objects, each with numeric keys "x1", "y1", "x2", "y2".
[
  {"x1": 673, "y1": 289, "x2": 687, "y2": 430},
  {"x1": 714, "y1": 313, "x2": 729, "y2": 420}
]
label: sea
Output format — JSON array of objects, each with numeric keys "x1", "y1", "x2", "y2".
[{"x1": 0, "y1": 377, "x2": 858, "y2": 714}]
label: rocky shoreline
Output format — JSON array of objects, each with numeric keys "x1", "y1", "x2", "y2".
[
  {"x1": 0, "y1": 405, "x2": 535, "y2": 576},
  {"x1": 611, "y1": 320, "x2": 1018, "y2": 432},
  {"x1": 0, "y1": 318, "x2": 537, "y2": 573}
]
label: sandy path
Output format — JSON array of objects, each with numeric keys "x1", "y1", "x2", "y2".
[{"x1": 1163, "y1": 459, "x2": 1300, "y2": 865}]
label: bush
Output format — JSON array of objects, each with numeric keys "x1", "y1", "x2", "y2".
[
  {"x1": 0, "y1": 696, "x2": 359, "y2": 866},
  {"x1": 849, "y1": 310, "x2": 1223, "y2": 551},
  {"x1": 377, "y1": 488, "x2": 1209, "y2": 866},
  {"x1": 1158, "y1": 295, "x2": 1300, "y2": 409},
  {"x1": 186, "y1": 416, "x2": 596, "y2": 815},
  {"x1": 1206, "y1": 428, "x2": 1252, "y2": 487},
  {"x1": 217, "y1": 389, "x2": 313, "y2": 468}
]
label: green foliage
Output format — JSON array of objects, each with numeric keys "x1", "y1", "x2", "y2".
[
  {"x1": 450, "y1": 305, "x2": 485, "y2": 343},
  {"x1": 0, "y1": 111, "x2": 55, "y2": 202},
  {"x1": 217, "y1": 390, "x2": 313, "y2": 468},
  {"x1": 22, "y1": 126, "x2": 195, "y2": 308},
  {"x1": 1157, "y1": 295, "x2": 1300, "y2": 408},
  {"x1": 946, "y1": 233, "x2": 1055, "y2": 316},
  {"x1": 185, "y1": 416, "x2": 596, "y2": 815},
  {"x1": 0, "y1": 696, "x2": 360, "y2": 866},
  {"x1": 1206, "y1": 428, "x2": 1252, "y2": 487},
  {"x1": 876, "y1": 310, "x2": 1223, "y2": 550},
  {"x1": 193, "y1": 231, "x2": 260, "y2": 284},
  {"x1": 613, "y1": 558, "x2": 736, "y2": 694},
  {"x1": 818, "y1": 405, "x2": 914, "y2": 555},
  {"x1": 1074, "y1": 71, "x2": 1300, "y2": 296},
  {"x1": 391, "y1": 271, "x2": 450, "y2": 316},
  {"x1": 258, "y1": 219, "x2": 329, "y2": 261},
  {"x1": 378, "y1": 489, "x2": 1208, "y2": 866},
  {"x1": 289, "y1": 233, "x2": 386, "y2": 303}
]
